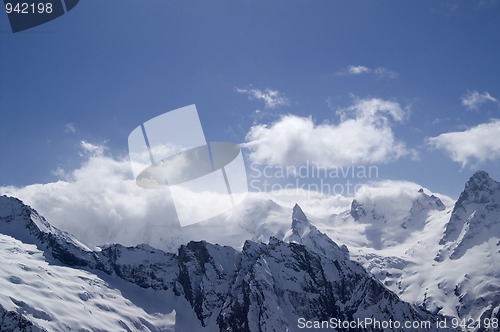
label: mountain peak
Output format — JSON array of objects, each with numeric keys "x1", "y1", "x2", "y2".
[
  {"x1": 456, "y1": 170, "x2": 499, "y2": 208},
  {"x1": 350, "y1": 199, "x2": 366, "y2": 220},
  {"x1": 292, "y1": 203, "x2": 308, "y2": 223},
  {"x1": 439, "y1": 170, "x2": 500, "y2": 254},
  {"x1": 285, "y1": 204, "x2": 349, "y2": 261},
  {"x1": 0, "y1": 195, "x2": 99, "y2": 268},
  {"x1": 471, "y1": 170, "x2": 490, "y2": 180},
  {"x1": 466, "y1": 170, "x2": 495, "y2": 191},
  {"x1": 0, "y1": 195, "x2": 52, "y2": 236}
]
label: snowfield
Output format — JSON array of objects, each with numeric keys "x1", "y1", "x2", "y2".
[{"x1": 0, "y1": 234, "x2": 176, "y2": 331}]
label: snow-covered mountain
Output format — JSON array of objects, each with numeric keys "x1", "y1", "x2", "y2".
[
  {"x1": 315, "y1": 171, "x2": 499, "y2": 330},
  {"x1": 431, "y1": 171, "x2": 500, "y2": 323},
  {"x1": 0, "y1": 197, "x2": 179, "y2": 331},
  {"x1": 0, "y1": 195, "x2": 451, "y2": 331},
  {"x1": 438, "y1": 170, "x2": 500, "y2": 260}
]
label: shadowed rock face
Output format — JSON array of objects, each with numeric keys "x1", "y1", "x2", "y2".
[
  {"x1": 350, "y1": 199, "x2": 366, "y2": 221},
  {"x1": 0, "y1": 306, "x2": 44, "y2": 332}
]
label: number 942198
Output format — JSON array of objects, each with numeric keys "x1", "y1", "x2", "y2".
[
  {"x1": 6, "y1": 2, "x2": 53, "y2": 14},
  {"x1": 450, "y1": 317, "x2": 498, "y2": 330}
]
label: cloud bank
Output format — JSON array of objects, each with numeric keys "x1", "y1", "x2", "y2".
[
  {"x1": 1, "y1": 141, "x2": 180, "y2": 250},
  {"x1": 0, "y1": 141, "x2": 353, "y2": 250},
  {"x1": 244, "y1": 97, "x2": 413, "y2": 167}
]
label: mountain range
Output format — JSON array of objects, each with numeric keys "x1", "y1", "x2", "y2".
[{"x1": 0, "y1": 170, "x2": 498, "y2": 331}]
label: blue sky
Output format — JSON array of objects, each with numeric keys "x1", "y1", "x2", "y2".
[{"x1": 1, "y1": 0, "x2": 500, "y2": 199}]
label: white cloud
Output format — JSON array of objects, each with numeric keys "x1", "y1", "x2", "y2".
[
  {"x1": 427, "y1": 119, "x2": 500, "y2": 167},
  {"x1": 235, "y1": 87, "x2": 290, "y2": 109},
  {"x1": 79, "y1": 140, "x2": 105, "y2": 157},
  {"x1": 337, "y1": 65, "x2": 398, "y2": 79},
  {"x1": 347, "y1": 65, "x2": 371, "y2": 75},
  {"x1": 1, "y1": 144, "x2": 176, "y2": 250},
  {"x1": 1, "y1": 144, "x2": 249, "y2": 250},
  {"x1": 461, "y1": 90, "x2": 498, "y2": 110},
  {"x1": 373, "y1": 67, "x2": 399, "y2": 79},
  {"x1": 244, "y1": 97, "x2": 413, "y2": 167},
  {"x1": 265, "y1": 188, "x2": 353, "y2": 216},
  {"x1": 0, "y1": 141, "x2": 355, "y2": 250},
  {"x1": 351, "y1": 180, "x2": 454, "y2": 247},
  {"x1": 64, "y1": 123, "x2": 76, "y2": 134},
  {"x1": 355, "y1": 180, "x2": 446, "y2": 220}
]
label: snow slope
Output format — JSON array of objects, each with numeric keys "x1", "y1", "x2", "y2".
[{"x1": 0, "y1": 233, "x2": 176, "y2": 331}]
